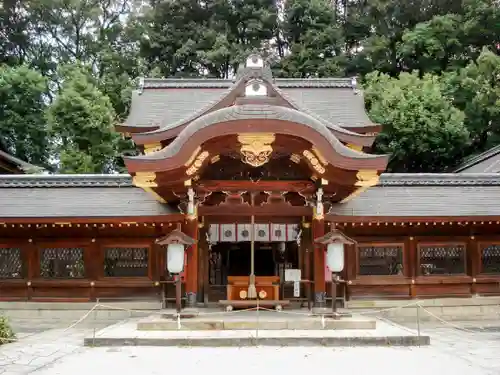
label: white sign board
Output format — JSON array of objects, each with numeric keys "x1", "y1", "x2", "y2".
[
  {"x1": 293, "y1": 281, "x2": 300, "y2": 297},
  {"x1": 285, "y1": 269, "x2": 301, "y2": 298},
  {"x1": 284, "y1": 269, "x2": 301, "y2": 282}
]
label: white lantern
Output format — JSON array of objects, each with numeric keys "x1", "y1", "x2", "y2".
[
  {"x1": 326, "y1": 242, "x2": 345, "y2": 273},
  {"x1": 167, "y1": 243, "x2": 185, "y2": 274}
]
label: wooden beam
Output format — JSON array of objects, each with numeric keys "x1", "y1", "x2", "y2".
[
  {"x1": 199, "y1": 204, "x2": 311, "y2": 217},
  {"x1": 196, "y1": 180, "x2": 315, "y2": 193}
]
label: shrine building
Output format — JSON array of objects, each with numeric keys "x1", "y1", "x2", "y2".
[{"x1": 1, "y1": 54, "x2": 500, "y2": 308}]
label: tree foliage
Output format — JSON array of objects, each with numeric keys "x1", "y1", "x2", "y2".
[
  {"x1": 47, "y1": 66, "x2": 121, "y2": 173},
  {"x1": 365, "y1": 72, "x2": 469, "y2": 172},
  {"x1": 0, "y1": 65, "x2": 50, "y2": 167},
  {"x1": 0, "y1": 0, "x2": 499, "y2": 173}
]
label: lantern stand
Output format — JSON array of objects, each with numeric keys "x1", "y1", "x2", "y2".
[
  {"x1": 156, "y1": 223, "x2": 197, "y2": 318},
  {"x1": 314, "y1": 227, "x2": 356, "y2": 318}
]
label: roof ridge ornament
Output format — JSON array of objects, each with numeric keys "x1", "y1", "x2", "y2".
[
  {"x1": 351, "y1": 76, "x2": 358, "y2": 95},
  {"x1": 235, "y1": 53, "x2": 273, "y2": 82},
  {"x1": 138, "y1": 77, "x2": 145, "y2": 95}
]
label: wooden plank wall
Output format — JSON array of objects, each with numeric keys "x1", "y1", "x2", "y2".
[{"x1": 1, "y1": 221, "x2": 500, "y2": 302}]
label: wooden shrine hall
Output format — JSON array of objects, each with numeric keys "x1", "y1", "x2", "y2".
[{"x1": 1, "y1": 54, "x2": 500, "y2": 308}]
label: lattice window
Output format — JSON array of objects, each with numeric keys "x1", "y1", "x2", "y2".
[
  {"x1": 40, "y1": 248, "x2": 85, "y2": 278},
  {"x1": 419, "y1": 244, "x2": 466, "y2": 275},
  {"x1": 481, "y1": 244, "x2": 500, "y2": 274},
  {"x1": 0, "y1": 248, "x2": 23, "y2": 279},
  {"x1": 358, "y1": 245, "x2": 404, "y2": 276},
  {"x1": 104, "y1": 247, "x2": 149, "y2": 277}
]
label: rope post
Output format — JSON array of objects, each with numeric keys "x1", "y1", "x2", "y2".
[
  {"x1": 256, "y1": 298, "x2": 259, "y2": 342},
  {"x1": 416, "y1": 302, "x2": 421, "y2": 346}
]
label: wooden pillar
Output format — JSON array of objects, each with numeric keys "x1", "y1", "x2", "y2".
[
  {"x1": 24, "y1": 238, "x2": 37, "y2": 301},
  {"x1": 468, "y1": 234, "x2": 479, "y2": 296},
  {"x1": 198, "y1": 223, "x2": 209, "y2": 305},
  {"x1": 184, "y1": 219, "x2": 199, "y2": 307},
  {"x1": 407, "y1": 236, "x2": 417, "y2": 298},
  {"x1": 301, "y1": 222, "x2": 312, "y2": 308},
  {"x1": 312, "y1": 217, "x2": 326, "y2": 307},
  {"x1": 84, "y1": 239, "x2": 100, "y2": 301}
]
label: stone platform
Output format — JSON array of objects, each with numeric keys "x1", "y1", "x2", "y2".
[
  {"x1": 138, "y1": 309, "x2": 374, "y2": 331},
  {"x1": 84, "y1": 310, "x2": 430, "y2": 347}
]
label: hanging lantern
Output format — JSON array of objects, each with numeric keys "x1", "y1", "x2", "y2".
[
  {"x1": 326, "y1": 242, "x2": 345, "y2": 273},
  {"x1": 315, "y1": 228, "x2": 356, "y2": 273},
  {"x1": 167, "y1": 243, "x2": 185, "y2": 274},
  {"x1": 156, "y1": 223, "x2": 197, "y2": 275}
]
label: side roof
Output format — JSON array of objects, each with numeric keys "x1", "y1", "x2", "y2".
[
  {"x1": 3, "y1": 173, "x2": 500, "y2": 220},
  {"x1": 0, "y1": 141, "x2": 41, "y2": 174},
  {"x1": 0, "y1": 174, "x2": 177, "y2": 219},
  {"x1": 454, "y1": 145, "x2": 500, "y2": 173},
  {"x1": 329, "y1": 173, "x2": 500, "y2": 218}
]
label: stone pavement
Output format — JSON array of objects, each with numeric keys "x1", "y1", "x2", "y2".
[{"x1": 1, "y1": 319, "x2": 500, "y2": 374}]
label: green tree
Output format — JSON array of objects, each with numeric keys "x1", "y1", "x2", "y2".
[
  {"x1": 365, "y1": 71, "x2": 469, "y2": 172},
  {"x1": 275, "y1": 0, "x2": 345, "y2": 78},
  {"x1": 47, "y1": 65, "x2": 122, "y2": 173},
  {"x1": 0, "y1": 65, "x2": 50, "y2": 167},
  {"x1": 398, "y1": 14, "x2": 465, "y2": 75},
  {"x1": 443, "y1": 49, "x2": 500, "y2": 154}
]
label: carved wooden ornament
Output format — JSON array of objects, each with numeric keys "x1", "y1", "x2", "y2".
[{"x1": 237, "y1": 133, "x2": 275, "y2": 167}]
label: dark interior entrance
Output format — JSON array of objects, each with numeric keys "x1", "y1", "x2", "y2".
[{"x1": 208, "y1": 241, "x2": 299, "y2": 301}]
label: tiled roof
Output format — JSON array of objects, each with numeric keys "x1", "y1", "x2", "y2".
[
  {"x1": 0, "y1": 174, "x2": 176, "y2": 218},
  {"x1": 0, "y1": 174, "x2": 133, "y2": 187},
  {"x1": 454, "y1": 145, "x2": 500, "y2": 173},
  {"x1": 329, "y1": 173, "x2": 500, "y2": 217},
  {"x1": 0, "y1": 149, "x2": 41, "y2": 174},
  {"x1": 127, "y1": 104, "x2": 388, "y2": 169},
  {"x1": 125, "y1": 77, "x2": 372, "y2": 131}
]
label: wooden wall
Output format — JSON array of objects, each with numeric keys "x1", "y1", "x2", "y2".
[
  {"x1": 0, "y1": 223, "x2": 181, "y2": 302},
  {"x1": 337, "y1": 221, "x2": 500, "y2": 299},
  {"x1": 1, "y1": 220, "x2": 500, "y2": 302}
]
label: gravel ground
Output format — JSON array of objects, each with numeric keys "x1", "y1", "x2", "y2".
[{"x1": 0, "y1": 319, "x2": 499, "y2": 375}]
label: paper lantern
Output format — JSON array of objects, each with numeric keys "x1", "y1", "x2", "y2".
[
  {"x1": 167, "y1": 243, "x2": 185, "y2": 274},
  {"x1": 326, "y1": 242, "x2": 345, "y2": 273}
]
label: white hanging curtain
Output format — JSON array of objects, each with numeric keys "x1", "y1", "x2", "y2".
[{"x1": 209, "y1": 224, "x2": 299, "y2": 243}]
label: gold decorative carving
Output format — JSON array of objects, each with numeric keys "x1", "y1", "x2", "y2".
[
  {"x1": 321, "y1": 178, "x2": 329, "y2": 185},
  {"x1": 355, "y1": 170, "x2": 379, "y2": 187},
  {"x1": 340, "y1": 170, "x2": 379, "y2": 203},
  {"x1": 133, "y1": 172, "x2": 157, "y2": 187},
  {"x1": 184, "y1": 146, "x2": 202, "y2": 167},
  {"x1": 237, "y1": 133, "x2": 275, "y2": 167},
  {"x1": 312, "y1": 147, "x2": 328, "y2": 165},
  {"x1": 184, "y1": 179, "x2": 192, "y2": 187},
  {"x1": 346, "y1": 143, "x2": 363, "y2": 152},
  {"x1": 132, "y1": 172, "x2": 166, "y2": 203},
  {"x1": 290, "y1": 153, "x2": 301, "y2": 163},
  {"x1": 186, "y1": 150, "x2": 209, "y2": 176},
  {"x1": 303, "y1": 150, "x2": 325, "y2": 174},
  {"x1": 144, "y1": 142, "x2": 162, "y2": 154},
  {"x1": 210, "y1": 155, "x2": 220, "y2": 164}
]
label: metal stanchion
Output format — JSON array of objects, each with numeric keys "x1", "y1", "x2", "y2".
[{"x1": 416, "y1": 302, "x2": 421, "y2": 346}]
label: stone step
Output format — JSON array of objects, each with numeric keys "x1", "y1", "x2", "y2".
[
  {"x1": 84, "y1": 334, "x2": 429, "y2": 347},
  {"x1": 137, "y1": 317, "x2": 376, "y2": 331},
  {"x1": 84, "y1": 318, "x2": 430, "y2": 347}
]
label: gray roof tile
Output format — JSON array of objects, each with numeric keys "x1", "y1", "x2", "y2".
[
  {"x1": 454, "y1": 145, "x2": 500, "y2": 173},
  {"x1": 330, "y1": 173, "x2": 500, "y2": 217},
  {"x1": 125, "y1": 88, "x2": 228, "y2": 128},
  {"x1": 0, "y1": 186, "x2": 175, "y2": 218},
  {"x1": 281, "y1": 88, "x2": 372, "y2": 129},
  {"x1": 125, "y1": 77, "x2": 372, "y2": 131}
]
